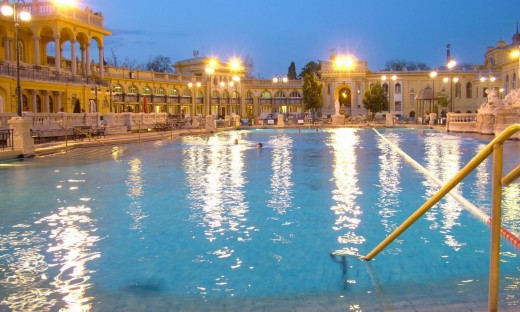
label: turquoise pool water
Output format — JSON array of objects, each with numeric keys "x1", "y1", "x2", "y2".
[{"x1": 0, "y1": 128, "x2": 519, "y2": 311}]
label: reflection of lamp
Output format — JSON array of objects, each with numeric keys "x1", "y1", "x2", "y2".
[{"x1": 1, "y1": 1, "x2": 31, "y2": 116}]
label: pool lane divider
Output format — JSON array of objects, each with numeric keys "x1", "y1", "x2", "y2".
[{"x1": 372, "y1": 128, "x2": 520, "y2": 249}]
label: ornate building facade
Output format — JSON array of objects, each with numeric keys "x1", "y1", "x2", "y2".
[{"x1": 1, "y1": 1, "x2": 518, "y2": 121}]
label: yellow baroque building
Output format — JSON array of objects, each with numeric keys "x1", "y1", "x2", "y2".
[{"x1": 1, "y1": 1, "x2": 519, "y2": 120}]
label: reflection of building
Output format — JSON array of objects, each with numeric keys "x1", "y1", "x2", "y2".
[{"x1": 0, "y1": 2, "x2": 519, "y2": 119}]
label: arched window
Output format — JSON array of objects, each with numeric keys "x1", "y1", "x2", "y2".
[
  {"x1": 382, "y1": 83, "x2": 389, "y2": 94},
  {"x1": 169, "y1": 88, "x2": 179, "y2": 96},
  {"x1": 395, "y1": 83, "x2": 401, "y2": 94},
  {"x1": 113, "y1": 84, "x2": 123, "y2": 94},
  {"x1": 513, "y1": 73, "x2": 517, "y2": 90},
  {"x1": 465, "y1": 82, "x2": 472, "y2": 99},
  {"x1": 274, "y1": 91, "x2": 285, "y2": 98},
  {"x1": 261, "y1": 91, "x2": 271, "y2": 98},
  {"x1": 142, "y1": 86, "x2": 151, "y2": 95},
  {"x1": 409, "y1": 89, "x2": 415, "y2": 108},
  {"x1": 128, "y1": 85, "x2": 137, "y2": 94},
  {"x1": 289, "y1": 91, "x2": 301, "y2": 98},
  {"x1": 182, "y1": 89, "x2": 192, "y2": 97},
  {"x1": 246, "y1": 91, "x2": 253, "y2": 99},
  {"x1": 222, "y1": 91, "x2": 229, "y2": 99},
  {"x1": 156, "y1": 87, "x2": 165, "y2": 95},
  {"x1": 455, "y1": 82, "x2": 461, "y2": 99},
  {"x1": 212, "y1": 90, "x2": 219, "y2": 98},
  {"x1": 231, "y1": 91, "x2": 239, "y2": 99}
]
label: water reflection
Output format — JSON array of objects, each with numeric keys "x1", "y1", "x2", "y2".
[
  {"x1": 0, "y1": 229, "x2": 56, "y2": 311},
  {"x1": 182, "y1": 133, "x2": 252, "y2": 294},
  {"x1": 423, "y1": 133, "x2": 465, "y2": 251},
  {"x1": 0, "y1": 175, "x2": 101, "y2": 311},
  {"x1": 327, "y1": 129, "x2": 363, "y2": 255},
  {"x1": 267, "y1": 133, "x2": 294, "y2": 215},
  {"x1": 126, "y1": 158, "x2": 147, "y2": 231},
  {"x1": 37, "y1": 202, "x2": 100, "y2": 311},
  {"x1": 375, "y1": 132, "x2": 403, "y2": 236}
]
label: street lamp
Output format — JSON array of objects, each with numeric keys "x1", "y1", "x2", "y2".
[
  {"x1": 447, "y1": 59, "x2": 457, "y2": 112},
  {"x1": 90, "y1": 86, "x2": 100, "y2": 112},
  {"x1": 381, "y1": 74, "x2": 397, "y2": 112},
  {"x1": 188, "y1": 81, "x2": 201, "y2": 115},
  {"x1": 512, "y1": 49, "x2": 520, "y2": 89},
  {"x1": 428, "y1": 70, "x2": 438, "y2": 122},
  {"x1": 1, "y1": 1, "x2": 31, "y2": 116}
]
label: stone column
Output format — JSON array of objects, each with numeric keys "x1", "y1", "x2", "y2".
[
  {"x1": 8, "y1": 117, "x2": 35, "y2": 157},
  {"x1": 33, "y1": 35, "x2": 40, "y2": 65},
  {"x1": 56, "y1": 91, "x2": 62, "y2": 112},
  {"x1": 85, "y1": 43, "x2": 91, "y2": 77},
  {"x1": 71, "y1": 39, "x2": 77, "y2": 77},
  {"x1": 54, "y1": 36, "x2": 61, "y2": 71},
  {"x1": 98, "y1": 45, "x2": 104, "y2": 79}
]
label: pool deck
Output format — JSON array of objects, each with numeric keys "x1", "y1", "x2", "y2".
[{"x1": 0, "y1": 123, "x2": 436, "y2": 161}]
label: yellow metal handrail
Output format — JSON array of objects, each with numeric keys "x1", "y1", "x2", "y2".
[{"x1": 361, "y1": 123, "x2": 520, "y2": 312}]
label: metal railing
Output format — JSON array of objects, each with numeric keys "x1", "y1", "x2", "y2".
[
  {"x1": 0, "y1": 129, "x2": 14, "y2": 151},
  {"x1": 362, "y1": 123, "x2": 520, "y2": 312}
]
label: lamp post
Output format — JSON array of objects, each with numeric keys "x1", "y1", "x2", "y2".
[
  {"x1": 188, "y1": 81, "x2": 201, "y2": 116},
  {"x1": 446, "y1": 59, "x2": 456, "y2": 112},
  {"x1": 381, "y1": 74, "x2": 397, "y2": 113},
  {"x1": 90, "y1": 86, "x2": 100, "y2": 113},
  {"x1": 512, "y1": 49, "x2": 520, "y2": 89},
  {"x1": 429, "y1": 70, "x2": 438, "y2": 123},
  {"x1": 1, "y1": 1, "x2": 31, "y2": 116}
]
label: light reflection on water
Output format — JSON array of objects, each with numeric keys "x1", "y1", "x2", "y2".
[
  {"x1": 182, "y1": 133, "x2": 252, "y2": 295},
  {"x1": 0, "y1": 128, "x2": 518, "y2": 311},
  {"x1": 423, "y1": 133, "x2": 465, "y2": 251},
  {"x1": 126, "y1": 158, "x2": 147, "y2": 232},
  {"x1": 0, "y1": 175, "x2": 101, "y2": 311},
  {"x1": 375, "y1": 132, "x2": 403, "y2": 255},
  {"x1": 327, "y1": 129, "x2": 364, "y2": 255}
]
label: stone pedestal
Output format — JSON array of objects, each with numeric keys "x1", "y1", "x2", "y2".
[
  {"x1": 277, "y1": 114, "x2": 285, "y2": 127},
  {"x1": 331, "y1": 115, "x2": 345, "y2": 125},
  {"x1": 478, "y1": 113, "x2": 495, "y2": 135},
  {"x1": 8, "y1": 117, "x2": 35, "y2": 157},
  {"x1": 233, "y1": 115, "x2": 241, "y2": 127},
  {"x1": 205, "y1": 115, "x2": 216, "y2": 133},
  {"x1": 429, "y1": 113, "x2": 437, "y2": 127},
  {"x1": 494, "y1": 108, "x2": 520, "y2": 139},
  {"x1": 386, "y1": 113, "x2": 395, "y2": 127}
]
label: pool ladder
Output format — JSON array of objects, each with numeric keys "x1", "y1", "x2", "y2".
[{"x1": 362, "y1": 123, "x2": 520, "y2": 312}]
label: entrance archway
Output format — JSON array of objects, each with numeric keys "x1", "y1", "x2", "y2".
[{"x1": 338, "y1": 87, "x2": 352, "y2": 116}]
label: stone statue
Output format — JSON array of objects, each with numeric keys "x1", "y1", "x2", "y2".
[
  {"x1": 504, "y1": 88, "x2": 520, "y2": 108},
  {"x1": 478, "y1": 88, "x2": 504, "y2": 114},
  {"x1": 334, "y1": 100, "x2": 340, "y2": 116}
]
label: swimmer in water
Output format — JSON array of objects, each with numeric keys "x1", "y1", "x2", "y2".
[{"x1": 256, "y1": 142, "x2": 263, "y2": 149}]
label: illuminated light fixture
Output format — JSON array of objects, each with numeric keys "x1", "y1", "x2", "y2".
[
  {"x1": 447, "y1": 59, "x2": 457, "y2": 69},
  {"x1": 229, "y1": 57, "x2": 242, "y2": 71},
  {"x1": 334, "y1": 55, "x2": 356, "y2": 70},
  {"x1": 272, "y1": 76, "x2": 288, "y2": 84},
  {"x1": 53, "y1": 0, "x2": 77, "y2": 6}
]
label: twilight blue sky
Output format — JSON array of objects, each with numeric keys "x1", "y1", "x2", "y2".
[{"x1": 82, "y1": 0, "x2": 520, "y2": 78}]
